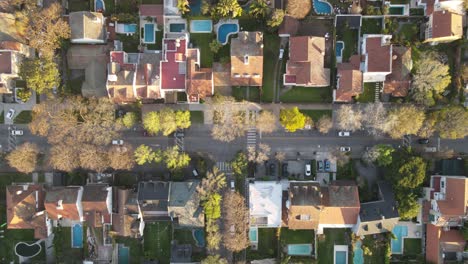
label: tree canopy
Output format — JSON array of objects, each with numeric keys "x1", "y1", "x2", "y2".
[
  {"x1": 256, "y1": 110, "x2": 277, "y2": 134},
  {"x1": 202, "y1": 255, "x2": 228, "y2": 264},
  {"x1": 385, "y1": 105, "x2": 425, "y2": 139},
  {"x1": 231, "y1": 151, "x2": 248, "y2": 176},
  {"x1": 267, "y1": 9, "x2": 285, "y2": 28},
  {"x1": 164, "y1": 146, "x2": 191, "y2": 171},
  {"x1": 19, "y1": 58, "x2": 60, "y2": 94},
  {"x1": 279, "y1": 107, "x2": 306, "y2": 132},
  {"x1": 316, "y1": 115, "x2": 333, "y2": 134},
  {"x1": 336, "y1": 105, "x2": 362, "y2": 132},
  {"x1": 433, "y1": 106, "x2": 468, "y2": 139},
  {"x1": 120, "y1": 112, "x2": 139, "y2": 128},
  {"x1": 6, "y1": 143, "x2": 40, "y2": 173},
  {"x1": 249, "y1": 0, "x2": 269, "y2": 18},
  {"x1": 212, "y1": 0, "x2": 243, "y2": 18},
  {"x1": 143, "y1": 109, "x2": 191, "y2": 136},
  {"x1": 222, "y1": 191, "x2": 249, "y2": 252}
]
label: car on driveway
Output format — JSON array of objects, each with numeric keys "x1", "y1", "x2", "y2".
[
  {"x1": 338, "y1": 131, "x2": 350, "y2": 137},
  {"x1": 324, "y1": 159, "x2": 330, "y2": 171},
  {"x1": 279, "y1": 48, "x2": 284, "y2": 59},
  {"x1": 112, "y1": 139, "x2": 124, "y2": 145},
  {"x1": 317, "y1": 160, "x2": 324, "y2": 172},
  {"x1": 6, "y1": 109, "x2": 15, "y2": 120},
  {"x1": 418, "y1": 138, "x2": 429, "y2": 144},
  {"x1": 11, "y1": 130, "x2": 23, "y2": 136},
  {"x1": 340, "y1": 146, "x2": 351, "y2": 152},
  {"x1": 305, "y1": 163, "x2": 311, "y2": 176}
]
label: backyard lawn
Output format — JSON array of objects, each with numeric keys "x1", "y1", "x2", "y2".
[
  {"x1": 356, "y1": 82, "x2": 376, "y2": 103},
  {"x1": 68, "y1": 0, "x2": 91, "y2": 12},
  {"x1": 144, "y1": 222, "x2": 171, "y2": 263},
  {"x1": 115, "y1": 236, "x2": 143, "y2": 264},
  {"x1": 232, "y1": 86, "x2": 260, "y2": 102},
  {"x1": 189, "y1": 33, "x2": 214, "y2": 68},
  {"x1": 13, "y1": 110, "x2": 32, "y2": 124},
  {"x1": 262, "y1": 34, "x2": 280, "y2": 102},
  {"x1": 53, "y1": 226, "x2": 84, "y2": 262},
  {"x1": 337, "y1": 28, "x2": 358, "y2": 62},
  {"x1": 397, "y1": 23, "x2": 419, "y2": 42},
  {"x1": 190, "y1": 111, "x2": 204, "y2": 124},
  {"x1": 0, "y1": 229, "x2": 46, "y2": 263},
  {"x1": 403, "y1": 238, "x2": 422, "y2": 255},
  {"x1": 247, "y1": 228, "x2": 278, "y2": 260},
  {"x1": 361, "y1": 18, "x2": 383, "y2": 35},
  {"x1": 64, "y1": 76, "x2": 84, "y2": 95},
  {"x1": 317, "y1": 228, "x2": 352, "y2": 264},
  {"x1": 300, "y1": 110, "x2": 332, "y2": 122},
  {"x1": 280, "y1": 229, "x2": 314, "y2": 244},
  {"x1": 173, "y1": 228, "x2": 195, "y2": 245},
  {"x1": 280, "y1": 86, "x2": 332, "y2": 103}
]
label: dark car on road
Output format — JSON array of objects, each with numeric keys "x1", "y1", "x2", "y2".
[
  {"x1": 418, "y1": 138, "x2": 429, "y2": 144},
  {"x1": 317, "y1": 160, "x2": 324, "y2": 172},
  {"x1": 324, "y1": 159, "x2": 330, "y2": 171}
]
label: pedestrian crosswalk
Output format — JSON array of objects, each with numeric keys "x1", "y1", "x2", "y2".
[
  {"x1": 375, "y1": 82, "x2": 382, "y2": 102},
  {"x1": 216, "y1": 161, "x2": 232, "y2": 172},
  {"x1": 246, "y1": 128, "x2": 257, "y2": 149}
]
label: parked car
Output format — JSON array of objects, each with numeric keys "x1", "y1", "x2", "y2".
[
  {"x1": 324, "y1": 159, "x2": 331, "y2": 171},
  {"x1": 112, "y1": 139, "x2": 124, "y2": 145},
  {"x1": 6, "y1": 109, "x2": 15, "y2": 120},
  {"x1": 192, "y1": 169, "x2": 199, "y2": 177},
  {"x1": 279, "y1": 48, "x2": 284, "y2": 59},
  {"x1": 305, "y1": 163, "x2": 311, "y2": 176},
  {"x1": 269, "y1": 163, "x2": 276, "y2": 176},
  {"x1": 338, "y1": 131, "x2": 350, "y2": 137},
  {"x1": 340, "y1": 146, "x2": 351, "y2": 152},
  {"x1": 418, "y1": 138, "x2": 429, "y2": 144},
  {"x1": 317, "y1": 160, "x2": 324, "y2": 172},
  {"x1": 230, "y1": 180, "x2": 235, "y2": 191},
  {"x1": 11, "y1": 130, "x2": 23, "y2": 136},
  {"x1": 282, "y1": 163, "x2": 288, "y2": 177}
]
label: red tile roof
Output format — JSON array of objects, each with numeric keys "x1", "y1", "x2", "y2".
[
  {"x1": 365, "y1": 36, "x2": 392, "y2": 73},
  {"x1": 139, "y1": 4, "x2": 164, "y2": 25},
  {"x1": 426, "y1": 224, "x2": 466, "y2": 264},
  {"x1": 161, "y1": 38, "x2": 186, "y2": 89},
  {"x1": 45, "y1": 187, "x2": 82, "y2": 221},
  {"x1": 426, "y1": 224, "x2": 441, "y2": 264},
  {"x1": 335, "y1": 55, "x2": 362, "y2": 102},
  {"x1": 0, "y1": 51, "x2": 12, "y2": 74},
  {"x1": 431, "y1": 11, "x2": 463, "y2": 39},
  {"x1": 384, "y1": 46, "x2": 412, "y2": 97}
]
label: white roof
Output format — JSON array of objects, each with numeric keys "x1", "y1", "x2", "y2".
[{"x1": 249, "y1": 181, "x2": 282, "y2": 227}]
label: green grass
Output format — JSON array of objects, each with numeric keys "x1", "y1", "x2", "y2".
[
  {"x1": 0, "y1": 111, "x2": 3, "y2": 124},
  {"x1": 146, "y1": 30, "x2": 163, "y2": 50},
  {"x1": 317, "y1": 229, "x2": 351, "y2": 264},
  {"x1": 247, "y1": 228, "x2": 278, "y2": 260},
  {"x1": 13, "y1": 110, "x2": 32, "y2": 124},
  {"x1": 280, "y1": 86, "x2": 332, "y2": 103},
  {"x1": 53, "y1": 226, "x2": 84, "y2": 262},
  {"x1": 361, "y1": 18, "x2": 383, "y2": 35},
  {"x1": 113, "y1": 172, "x2": 138, "y2": 187},
  {"x1": 68, "y1": 0, "x2": 91, "y2": 12},
  {"x1": 261, "y1": 34, "x2": 280, "y2": 102},
  {"x1": 356, "y1": 82, "x2": 376, "y2": 103},
  {"x1": 398, "y1": 23, "x2": 419, "y2": 42},
  {"x1": 0, "y1": 229, "x2": 35, "y2": 262},
  {"x1": 104, "y1": 0, "x2": 115, "y2": 15},
  {"x1": 190, "y1": 111, "x2": 204, "y2": 124},
  {"x1": 337, "y1": 28, "x2": 358, "y2": 62},
  {"x1": 362, "y1": 234, "x2": 391, "y2": 263},
  {"x1": 173, "y1": 228, "x2": 196, "y2": 245},
  {"x1": 403, "y1": 238, "x2": 422, "y2": 255},
  {"x1": 177, "y1": 92, "x2": 187, "y2": 102},
  {"x1": 280, "y1": 229, "x2": 314, "y2": 244},
  {"x1": 143, "y1": 222, "x2": 171, "y2": 263},
  {"x1": 117, "y1": 34, "x2": 140, "y2": 53},
  {"x1": 64, "y1": 77, "x2": 84, "y2": 95},
  {"x1": 142, "y1": 0, "x2": 162, "y2": 3},
  {"x1": 410, "y1": 8, "x2": 424, "y2": 16},
  {"x1": 300, "y1": 110, "x2": 332, "y2": 122},
  {"x1": 189, "y1": 33, "x2": 214, "y2": 68},
  {"x1": 115, "y1": 236, "x2": 144, "y2": 264},
  {"x1": 232, "y1": 86, "x2": 261, "y2": 102},
  {"x1": 214, "y1": 42, "x2": 230, "y2": 63}
]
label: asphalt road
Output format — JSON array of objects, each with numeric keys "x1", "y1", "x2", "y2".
[{"x1": 1, "y1": 124, "x2": 466, "y2": 163}]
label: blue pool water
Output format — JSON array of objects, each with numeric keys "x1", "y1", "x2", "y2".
[
  {"x1": 336, "y1": 41, "x2": 344, "y2": 57},
  {"x1": 124, "y1": 24, "x2": 137, "y2": 33},
  {"x1": 193, "y1": 229, "x2": 206, "y2": 247},
  {"x1": 144, "y1": 24, "x2": 155, "y2": 43},
  {"x1": 249, "y1": 228, "x2": 258, "y2": 242},
  {"x1": 170, "y1": 23, "x2": 186, "y2": 32},
  {"x1": 313, "y1": 0, "x2": 332, "y2": 14},
  {"x1": 190, "y1": 20, "x2": 213, "y2": 33},
  {"x1": 118, "y1": 246, "x2": 129, "y2": 264},
  {"x1": 217, "y1": 23, "x2": 239, "y2": 45},
  {"x1": 95, "y1": 0, "x2": 105, "y2": 11},
  {"x1": 72, "y1": 224, "x2": 83, "y2": 248},
  {"x1": 189, "y1": 0, "x2": 201, "y2": 15},
  {"x1": 353, "y1": 241, "x2": 364, "y2": 264},
  {"x1": 391, "y1": 225, "x2": 408, "y2": 254},
  {"x1": 288, "y1": 244, "x2": 313, "y2": 256},
  {"x1": 335, "y1": 251, "x2": 347, "y2": 264}
]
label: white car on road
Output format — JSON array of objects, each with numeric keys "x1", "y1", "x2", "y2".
[
  {"x1": 6, "y1": 109, "x2": 15, "y2": 120},
  {"x1": 340, "y1": 146, "x2": 351, "y2": 152},
  {"x1": 112, "y1": 139, "x2": 124, "y2": 145},
  {"x1": 11, "y1": 130, "x2": 23, "y2": 136},
  {"x1": 338, "y1": 131, "x2": 350, "y2": 137}
]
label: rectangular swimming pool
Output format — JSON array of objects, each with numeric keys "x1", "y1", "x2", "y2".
[
  {"x1": 123, "y1": 24, "x2": 137, "y2": 33},
  {"x1": 144, "y1": 24, "x2": 155, "y2": 43},
  {"x1": 335, "y1": 251, "x2": 347, "y2": 264},
  {"x1": 72, "y1": 224, "x2": 83, "y2": 248},
  {"x1": 389, "y1": 6, "x2": 404, "y2": 15},
  {"x1": 287, "y1": 244, "x2": 313, "y2": 256},
  {"x1": 391, "y1": 225, "x2": 408, "y2": 254},
  {"x1": 249, "y1": 228, "x2": 258, "y2": 242},
  {"x1": 170, "y1": 23, "x2": 186, "y2": 33},
  {"x1": 118, "y1": 246, "x2": 129, "y2": 264},
  {"x1": 190, "y1": 20, "x2": 213, "y2": 33}
]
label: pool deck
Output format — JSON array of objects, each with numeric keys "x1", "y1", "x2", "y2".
[
  {"x1": 334, "y1": 245, "x2": 348, "y2": 264},
  {"x1": 396, "y1": 221, "x2": 423, "y2": 239},
  {"x1": 164, "y1": 17, "x2": 187, "y2": 33}
]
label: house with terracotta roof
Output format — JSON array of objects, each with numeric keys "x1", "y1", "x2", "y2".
[
  {"x1": 249, "y1": 181, "x2": 282, "y2": 228},
  {"x1": 45, "y1": 186, "x2": 84, "y2": 224},
  {"x1": 168, "y1": 181, "x2": 204, "y2": 227},
  {"x1": 334, "y1": 55, "x2": 363, "y2": 102},
  {"x1": 383, "y1": 46, "x2": 412, "y2": 98},
  {"x1": 112, "y1": 188, "x2": 141, "y2": 238},
  {"x1": 285, "y1": 181, "x2": 360, "y2": 234},
  {"x1": 284, "y1": 36, "x2": 330, "y2": 87},
  {"x1": 230, "y1": 31, "x2": 264, "y2": 87},
  {"x1": 353, "y1": 182, "x2": 399, "y2": 236},
  {"x1": 0, "y1": 41, "x2": 34, "y2": 94},
  {"x1": 6, "y1": 183, "x2": 50, "y2": 239},
  {"x1": 106, "y1": 50, "x2": 162, "y2": 103},
  {"x1": 361, "y1": 34, "x2": 393, "y2": 83},
  {"x1": 82, "y1": 184, "x2": 112, "y2": 228},
  {"x1": 426, "y1": 223, "x2": 466, "y2": 263},
  {"x1": 69, "y1": 12, "x2": 107, "y2": 44},
  {"x1": 139, "y1": 4, "x2": 164, "y2": 26},
  {"x1": 424, "y1": 10, "x2": 463, "y2": 44}
]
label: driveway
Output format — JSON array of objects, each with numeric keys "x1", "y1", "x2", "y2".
[{"x1": 1, "y1": 90, "x2": 37, "y2": 125}]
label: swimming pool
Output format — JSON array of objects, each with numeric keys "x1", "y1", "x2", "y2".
[
  {"x1": 95, "y1": 0, "x2": 105, "y2": 11},
  {"x1": 123, "y1": 24, "x2": 137, "y2": 33},
  {"x1": 389, "y1": 6, "x2": 404, "y2": 15},
  {"x1": 335, "y1": 251, "x2": 347, "y2": 264},
  {"x1": 72, "y1": 223, "x2": 83, "y2": 248},
  {"x1": 391, "y1": 225, "x2": 408, "y2": 254},
  {"x1": 170, "y1": 23, "x2": 186, "y2": 32},
  {"x1": 190, "y1": 20, "x2": 213, "y2": 33},
  {"x1": 249, "y1": 227, "x2": 258, "y2": 242},
  {"x1": 353, "y1": 241, "x2": 363, "y2": 264},
  {"x1": 217, "y1": 23, "x2": 239, "y2": 45},
  {"x1": 336, "y1": 41, "x2": 344, "y2": 57},
  {"x1": 287, "y1": 244, "x2": 313, "y2": 256},
  {"x1": 313, "y1": 0, "x2": 332, "y2": 14},
  {"x1": 118, "y1": 246, "x2": 129, "y2": 264},
  {"x1": 144, "y1": 24, "x2": 155, "y2": 43},
  {"x1": 193, "y1": 229, "x2": 206, "y2": 247}
]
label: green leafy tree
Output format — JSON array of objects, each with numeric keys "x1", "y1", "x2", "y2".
[
  {"x1": 433, "y1": 106, "x2": 468, "y2": 139},
  {"x1": 209, "y1": 39, "x2": 222, "y2": 53},
  {"x1": 249, "y1": 0, "x2": 269, "y2": 18},
  {"x1": 385, "y1": 106, "x2": 425, "y2": 139},
  {"x1": 143, "y1": 111, "x2": 161, "y2": 135},
  {"x1": 204, "y1": 193, "x2": 222, "y2": 219},
  {"x1": 396, "y1": 192, "x2": 421, "y2": 219},
  {"x1": 177, "y1": 0, "x2": 190, "y2": 14},
  {"x1": 279, "y1": 107, "x2": 306, "y2": 132},
  {"x1": 19, "y1": 58, "x2": 60, "y2": 94},
  {"x1": 267, "y1": 9, "x2": 285, "y2": 28},
  {"x1": 197, "y1": 167, "x2": 227, "y2": 200},
  {"x1": 176, "y1": 110, "x2": 191, "y2": 129},
  {"x1": 201, "y1": 0, "x2": 211, "y2": 15},
  {"x1": 375, "y1": 144, "x2": 395, "y2": 166},
  {"x1": 213, "y1": 0, "x2": 243, "y2": 18},
  {"x1": 202, "y1": 255, "x2": 228, "y2": 264},
  {"x1": 159, "y1": 108, "x2": 177, "y2": 136},
  {"x1": 134, "y1": 145, "x2": 154, "y2": 165},
  {"x1": 231, "y1": 152, "x2": 248, "y2": 176},
  {"x1": 164, "y1": 146, "x2": 190, "y2": 170},
  {"x1": 16, "y1": 88, "x2": 32, "y2": 102},
  {"x1": 121, "y1": 112, "x2": 139, "y2": 128},
  {"x1": 411, "y1": 52, "x2": 451, "y2": 106},
  {"x1": 206, "y1": 218, "x2": 222, "y2": 251},
  {"x1": 393, "y1": 156, "x2": 426, "y2": 188}
]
